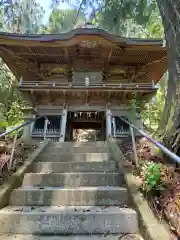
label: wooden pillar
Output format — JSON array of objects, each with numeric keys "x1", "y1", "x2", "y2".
[
  {"x1": 59, "y1": 106, "x2": 68, "y2": 142},
  {"x1": 43, "y1": 118, "x2": 49, "y2": 140},
  {"x1": 112, "y1": 116, "x2": 116, "y2": 139},
  {"x1": 106, "y1": 106, "x2": 112, "y2": 140},
  {"x1": 30, "y1": 121, "x2": 35, "y2": 134}
]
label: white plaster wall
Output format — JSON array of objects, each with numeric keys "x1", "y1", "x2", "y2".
[
  {"x1": 111, "y1": 108, "x2": 143, "y2": 133},
  {"x1": 111, "y1": 110, "x2": 130, "y2": 117},
  {"x1": 36, "y1": 105, "x2": 63, "y2": 116}
]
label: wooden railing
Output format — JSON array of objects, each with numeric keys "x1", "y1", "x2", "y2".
[
  {"x1": 31, "y1": 115, "x2": 62, "y2": 138},
  {"x1": 32, "y1": 129, "x2": 61, "y2": 137},
  {"x1": 19, "y1": 80, "x2": 157, "y2": 90}
]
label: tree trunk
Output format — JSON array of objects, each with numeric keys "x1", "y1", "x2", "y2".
[{"x1": 157, "y1": 0, "x2": 180, "y2": 154}]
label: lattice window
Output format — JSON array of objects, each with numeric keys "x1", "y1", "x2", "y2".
[
  {"x1": 114, "y1": 116, "x2": 129, "y2": 134},
  {"x1": 32, "y1": 115, "x2": 61, "y2": 136}
]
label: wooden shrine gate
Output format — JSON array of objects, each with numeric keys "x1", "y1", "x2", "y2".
[{"x1": 65, "y1": 111, "x2": 106, "y2": 142}]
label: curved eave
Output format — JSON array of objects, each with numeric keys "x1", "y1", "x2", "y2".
[{"x1": 0, "y1": 28, "x2": 165, "y2": 47}]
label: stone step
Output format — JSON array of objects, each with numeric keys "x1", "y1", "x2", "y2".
[
  {"x1": 10, "y1": 187, "x2": 128, "y2": 206},
  {"x1": 22, "y1": 173, "x2": 123, "y2": 187},
  {"x1": 31, "y1": 161, "x2": 117, "y2": 173},
  {"x1": 49, "y1": 141, "x2": 108, "y2": 147},
  {"x1": 36, "y1": 153, "x2": 109, "y2": 162},
  {"x1": 43, "y1": 146, "x2": 109, "y2": 154},
  {"x1": 0, "y1": 234, "x2": 142, "y2": 240},
  {"x1": 0, "y1": 206, "x2": 138, "y2": 234}
]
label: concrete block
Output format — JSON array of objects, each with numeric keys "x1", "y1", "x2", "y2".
[
  {"x1": 0, "y1": 234, "x2": 142, "y2": 240},
  {"x1": 31, "y1": 161, "x2": 117, "y2": 173},
  {"x1": 9, "y1": 186, "x2": 128, "y2": 206},
  {"x1": 0, "y1": 139, "x2": 50, "y2": 209},
  {"x1": 50, "y1": 141, "x2": 108, "y2": 148},
  {"x1": 43, "y1": 146, "x2": 109, "y2": 154},
  {"x1": 0, "y1": 206, "x2": 138, "y2": 234},
  {"x1": 36, "y1": 153, "x2": 109, "y2": 162},
  {"x1": 124, "y1": 169, "x2": 171, "y2": 240},
  {"x1": 22, "y1": 173, "x2": 123, "y2": 187}
]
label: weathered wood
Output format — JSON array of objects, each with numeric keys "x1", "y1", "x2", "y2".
[
  {"x1": 59, "y1": 107, "x2": 67, "y2": 142},
  {"x1": 0, "y1": 29, "x2": 167, "y2": 86},
  {"x1": 130, "y1": 126, "x2": 138, "y2": 166},
  {"x1": 8, "y1": 133, "x2": 18, "y2": 170},
  {"x1": 0, "y1": 29, "x2": 167, "y2": 114},
  {"x1": 106, "y1": 107, "x2": 112, "y2": 140},
  {"x1": 112, "y1": 117, "x2": 116, "y2": 139},
  {"x1": 43, "y1": 119, "x2": 49, "y2": 140}
]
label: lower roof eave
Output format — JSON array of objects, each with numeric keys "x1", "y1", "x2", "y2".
[{"x1": 19, "y1": 87, "x2": 158, "y2": 93}]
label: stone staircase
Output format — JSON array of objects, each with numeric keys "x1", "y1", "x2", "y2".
[{"x1": 0, "y1": 141, "x2": 139, "y2": 239}]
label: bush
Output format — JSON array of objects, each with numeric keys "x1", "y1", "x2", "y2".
[{"x1": 140, "y1": 161, "x2": 164, "y2": 195}]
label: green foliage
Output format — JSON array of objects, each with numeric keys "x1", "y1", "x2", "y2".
[
  {"x1": 140, "y1": 161, "x2": 164, "y2": 194},
  {"x1": 6, "y1": 121, "x2": 24, "y2": 138},
  {"x1": 0, "y1": 119, "x2": 8, "y2": 129},
  {"x1": 129, "y1": 92, "x2": 137, "y2": 122},
  {"x1": 145, "y1": 10, "x2": 164, "y2": 38},
  {"x1": 7, "y1": 101, "x2": 23, "y2": 126},
  {"x1": 55, "y1": 0, "x2": 162, "y2": 38},
  {"x1": 0, "y1": 0, "x2": 45, "y2": 132},
  {"x1": 141, "y1": 76, "x2": 167, "y2": 133},
  {"x1": 95, "y1": 0, "x2": 157, "y2": 36},
  {"x1": 0, "y1": 59, "x2": 25, "y2": 129},
  {"x1": 47, "y1": 9, "x2": 85, "y2": 33},
  {"x1": 0, "y1": 0, "x2": 45, "y2": 33},
  {"x1": 3, "y1": 0, "x2": 45, "y2": 33}
]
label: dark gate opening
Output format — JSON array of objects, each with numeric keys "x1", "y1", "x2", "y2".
[{"x1": 65, "y1": 111, "x2": 106, "y2": 141}]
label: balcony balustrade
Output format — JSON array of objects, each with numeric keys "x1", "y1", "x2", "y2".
[{"x1": 19, "y1": 80, "x2": 157, "y2": 90}]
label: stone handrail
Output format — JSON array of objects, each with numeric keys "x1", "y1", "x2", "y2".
[
  {"x1": 118, "y1": 116, "x2": 180, "y2": 165},
  {"x1": 0, "y1": 116, "x2": 47, "y2": 138},
  {"x1": 0, "y1": 115, "x2": 48, "y2": 169}
]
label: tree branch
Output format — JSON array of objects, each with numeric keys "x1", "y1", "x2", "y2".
[
  {"x1": 0, "y1": 0, "x2": 12, "y2": 6},
  {"x1": 73, "y1": 0, "x2": 86, "y2": 25}
]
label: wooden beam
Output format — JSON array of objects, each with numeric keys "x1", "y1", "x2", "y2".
[
  {"x1": 0, "y1": 46, "x2": 42, "y2": 78},
  {"x1": 102, "y1": 47, "x2": 113, "y2": 68},
  {"x1": 0, "y1": 46, "x2": 36, "y2": 68},
  {"x1": 59, "y1": 106, "x2": 68, "y2": 142},
  {"x1": 50, "y1": 91, "x2": 55, "y2": 104},
  {"x1": 20, "y1": 87, "x2": 156, "y2": 94},
  {"x1": 134, "y1": 56, "x2": 167, "y2": 80},
  {"x1": 62, "y1": 90, "x2": 68, "y2": 104},
  {"x1": 0, "y1": 33, "x2": 164, "y2": 48},
  {"x1": 108, "y1": 48, "x2": 113, "y2": 63},
  {"x1": 108, "y1": 91, "x2": 112, "y2": 103},
  {"x1": 64, "y1": 48, "x2": 69, "y2": 64},
  {"x1": 129, "y1": 68, "x2": 138, "y2": 82},
  {"x1": 17, "y1": 52, "x2": 64, "y2": 57},
  {"x1": 105, "y1": 65, "x2": 136, "y2": 73},
  {"x1": 85, "y1": 90, "x2": 89, "y2": 105},
  {"x1": 106, "y1": 106, "x2": 112, "y2": 140},
  {"x1": 29, "y1": 90, "x2": 37, "y2": 106},
  {"x1": 103, "y1": 65, "x2": 137, "y2": 80}
]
